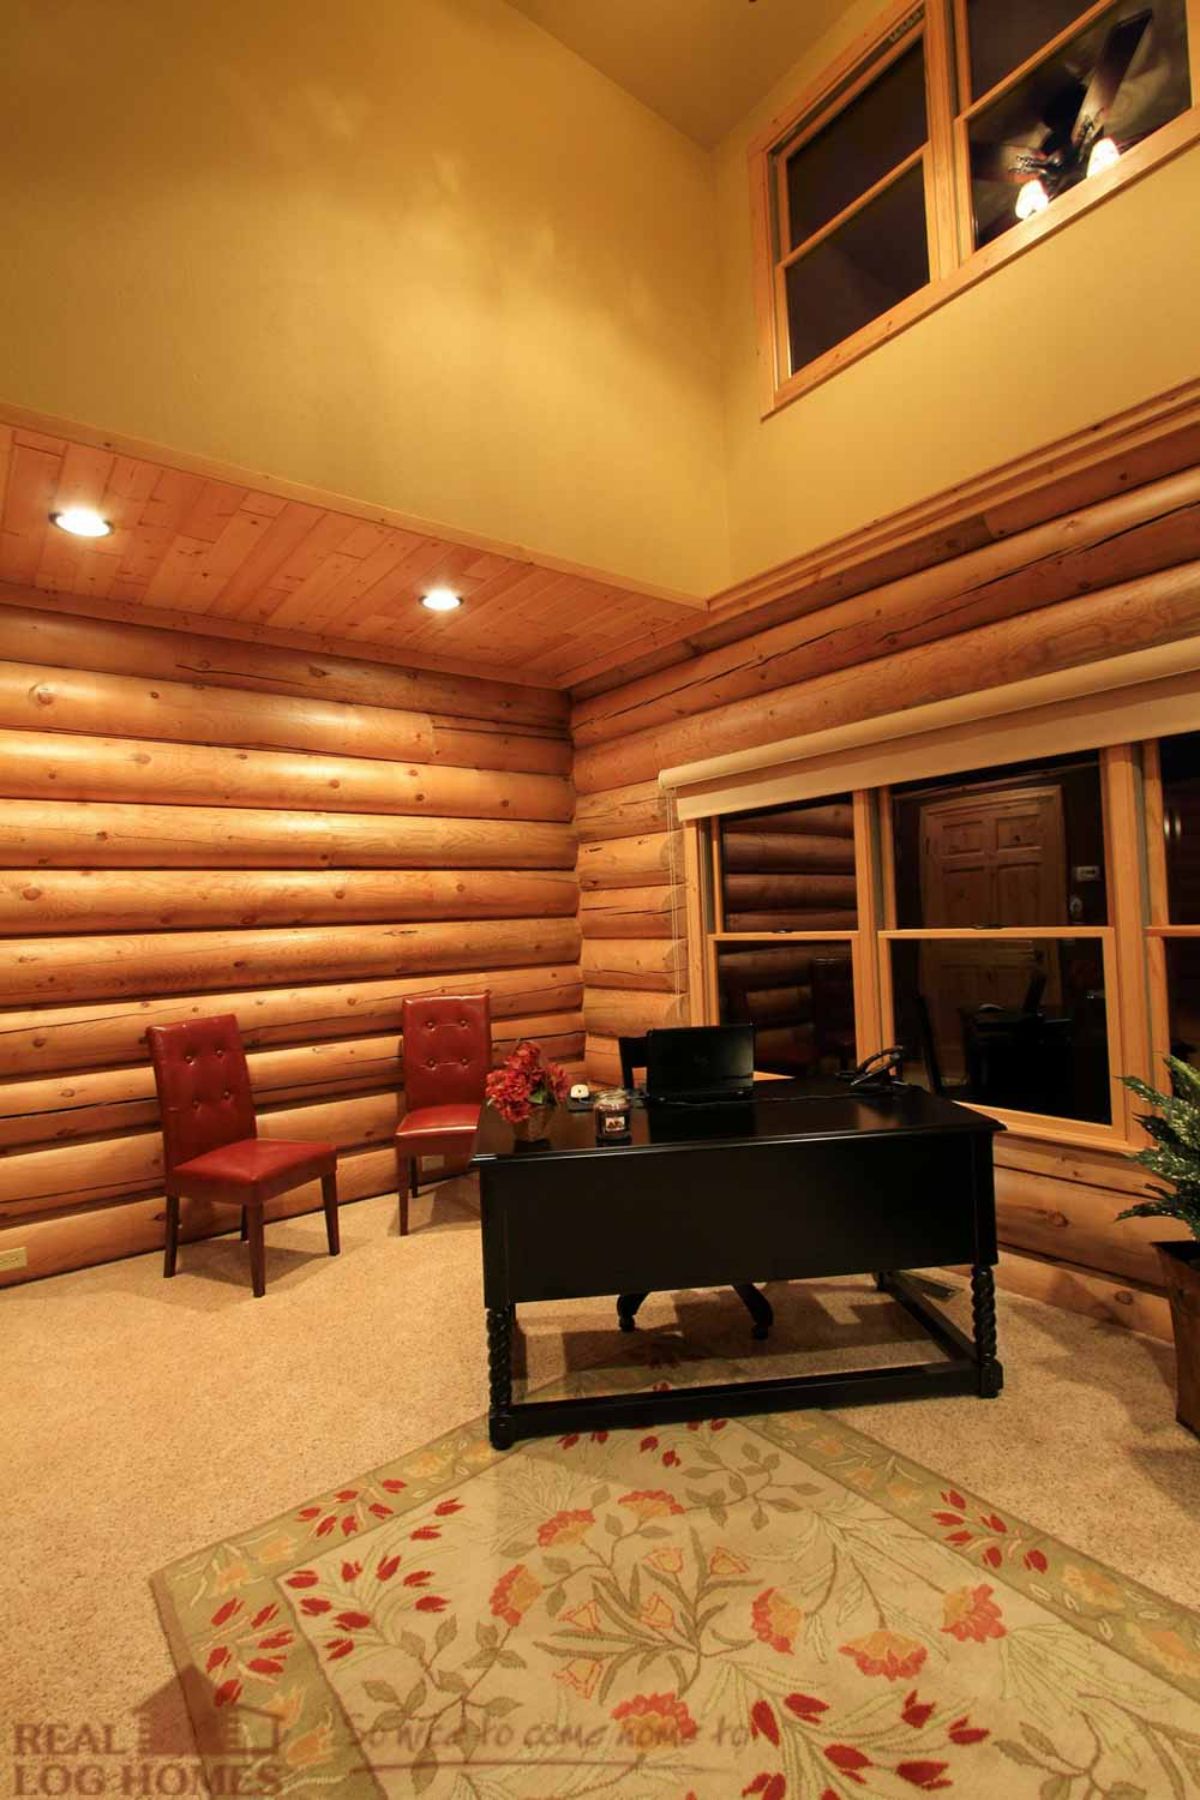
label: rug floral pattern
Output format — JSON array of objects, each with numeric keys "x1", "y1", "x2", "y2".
[{"x1": 153, "y1": 1361, "x2": 1200, "y2": 1798}]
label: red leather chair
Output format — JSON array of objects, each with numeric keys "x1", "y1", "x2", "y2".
[
  {"x1": 147, "y1": 1014, "x2": 340, "y2": 1297},
  {"x1": 395, "y1": 993, "x2": 491, "y2": 1234}
]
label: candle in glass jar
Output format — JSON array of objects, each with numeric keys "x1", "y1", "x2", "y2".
[{"x1": 594, "y1": 1088, "x2": 632, "y2": 1142}]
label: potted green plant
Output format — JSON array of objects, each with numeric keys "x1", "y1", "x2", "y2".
[{"x1": 1119, "y1": 1056, "x2": 1200, "y2": 1437}]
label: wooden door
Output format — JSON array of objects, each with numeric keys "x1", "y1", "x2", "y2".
[{"x1": 918, "y1": 786, "x2": 1067, "y2": 1077}]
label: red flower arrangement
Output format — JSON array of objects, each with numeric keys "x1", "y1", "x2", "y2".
[{"x1": 485, "y1": 1039, "x2": 569, "y2": 1126}]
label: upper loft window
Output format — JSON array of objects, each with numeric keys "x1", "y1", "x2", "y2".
[{"x1": 753, "y1": 0, "x2": 1197, "y2": 409}]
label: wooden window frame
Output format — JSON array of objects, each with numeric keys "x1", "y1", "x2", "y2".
[
  {"x1": 750, "y1": 0, "x2": 1200, "y2": 416},
  {"x1": 678, "y1": 656, "x2": 1200, "y2": 1155}
]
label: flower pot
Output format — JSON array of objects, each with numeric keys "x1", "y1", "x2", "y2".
[
  {"x1": 512, "y1": 1104, "x2": 554, "y2": 1144},
  {"x1": 1156, "y1": 1240, "x2": 1200, "y2": 1438}
]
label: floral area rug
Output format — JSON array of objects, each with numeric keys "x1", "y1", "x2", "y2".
[{"x1": 153, "y1": 1354, "x2": 1200, "y2": 1799}]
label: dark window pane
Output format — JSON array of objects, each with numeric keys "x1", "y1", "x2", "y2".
[
  {"x1": 966, "y1": 0, "x2": 1093, "y2": 99},
  {"x1": 892, "y1": 937, "x2": 1111, "y2": 1122},
  {"x1": 1161, "y1": 731, "x2": 1200, "y2": 923},
  {"x1": 719, "y1": 795, "x2": 857, "y2": 931},
  {"x1": 717, "y1": 942, "x2": 856, "y2": 1077},
  {"x1": 969, "y1": 0, "x2": 1191, "y2": 248},
  {"x1": 785, "y1": 39, "x2": 927, "y2": 249},
  {"x1": 785, "y1": 164, "x2": 928, "y2": 373},
  {"x1": 892, "y1": 753, "x2": 1106, "y2": 928},
  {"x1": 1166, "y1": 939, "x2": 1200, "y2": 1067}
]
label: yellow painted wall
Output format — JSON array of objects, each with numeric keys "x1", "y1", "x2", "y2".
[
  {"x1": 0, "y1": 0, "x2": 727, "y2": 595},
  {"x1": 716, "y1": 1, "x2": 1200, "y2": 586}
]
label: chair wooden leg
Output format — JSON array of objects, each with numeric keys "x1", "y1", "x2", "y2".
[
  {"x1": 239, "y1": 1207, "x2": 248, "y2": 1241},
  {"x1": 163, "y1": 1193, "x2": 180, "y2": 1278},
  {"x1": 246, "y1": 1206, "x2": 266, "y2": 1298},
  {"x1": 322, "y1": 1172, "x2": 340, "y2": 1255}
]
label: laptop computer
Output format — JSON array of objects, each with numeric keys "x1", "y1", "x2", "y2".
[{"x1": 644, "y1": 1024, "x2": 755, "y2": 1105}]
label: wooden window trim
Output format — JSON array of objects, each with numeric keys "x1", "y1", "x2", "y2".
[{"x1": 750, "y1": 0, "x2": 1200, "y2": 417}]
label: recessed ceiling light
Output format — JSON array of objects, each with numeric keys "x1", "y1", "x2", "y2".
[
  {"x1": 421, "y1": 587, "x2": 462, "y2": 613},
  {"x1": 51, "y1": 505, "x2": 113, "y2": 538}
]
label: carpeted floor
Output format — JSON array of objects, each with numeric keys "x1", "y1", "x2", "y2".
[{"x1": 3, "y1": 1176, "x2": 1199, "y2": 1797}]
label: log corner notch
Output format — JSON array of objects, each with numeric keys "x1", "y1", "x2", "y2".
[{"x1": 0, "y1": 598, "x2": 580, "y2": 1287}]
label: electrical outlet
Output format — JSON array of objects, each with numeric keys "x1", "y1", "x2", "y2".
[{"x1": 0, "y1": 1246, "x2": 28, "y2": 1273}]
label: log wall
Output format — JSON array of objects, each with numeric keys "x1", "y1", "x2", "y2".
[
  {"x1": 572, "y1": 461, "x2": 1200, "y2": 1333},
  {"x1": 0, "y1": 602, "x2": 582, "y2": 1285}
]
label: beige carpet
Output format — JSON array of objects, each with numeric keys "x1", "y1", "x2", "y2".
[{"x1": 2, "y1": 1176, "x2": 1199, "y2": 1796}]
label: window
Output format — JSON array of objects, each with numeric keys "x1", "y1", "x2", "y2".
[
  {"x1": 754, "y1": 0, "x2": 1197, "y2": 405},
  {"x1": 1149, "y1": 730, "x2": 1200, "y2": 1070},
  {"x1": 689, "y1": 723, "x2": 1200, "y2": 1146},
  {"x1": 709, "y1": 796, "x2": 861, "y2": 1078}
]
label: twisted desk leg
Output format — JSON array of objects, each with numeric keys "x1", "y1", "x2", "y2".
[
  {"x1": 487, "y1": 1306, "x2": 516, "y2": 1449},
  {"x1": 971, "y1": 1265, "x2": 1004, "y2": 1398}
]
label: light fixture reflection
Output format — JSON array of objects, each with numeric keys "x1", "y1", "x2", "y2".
[
  {"x1": 1014, "y1": 177, "x2": 1051, "y2": 221},
  {"x1": 50, "y1": 505, "x2": 113, "y2": 538},
  {"x1": 1087, "y1": 135, "x2": 1120, "y2": 177},
  {"x1": 420, "y1": 587, "x2": 462, "y2": 613}
]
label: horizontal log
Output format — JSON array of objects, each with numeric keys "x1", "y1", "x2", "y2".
[
  {"x1": 994, "y1": 1165, "x2": 1189, "y2": 1289},
  {"x1": 0, "y1": 1143, "x2": 400, "y2": 1288},
  {"x1": 0, "y1": 595, "x2": 568, "y2": 730},
  {"x1": 0, "y1": 727, "x2": 573, "y2": 821},
  {"x1": 574, "y1": 558, "x2": 1200, "y2": 791},
  {"x1": 0, "y1": 1091, "x2": 403, "y2": 1216},
  {"x1": 581, "y1": 940, "x2": 678, "y2": 993},
  {"x1": 724, "y1": 873, "x2": 858, "y2": 908},
  {"x1": 0, "y1": 800, "x2": 575, "y2": 870},
  {"x1": 992, "y1": 1248, "x2": 1170, "y2": 1341},
  {"x1": 718, "y1": 947, "x2": 821, "y2": 988},
  {"x1": 0, "y1": 868, "x2": 578, "y2": 934},
  {"x1": 0, "y1": 916, "x2": 582, "y2": 1006},
  {"x1": 731, "y1": 804, "x2": 854, "y2": 839},
  {"x1": 584, "y1": 1035, "x2": 624, "y2": 1088},
  {"x1": 0, "y1": 658, "x2": 568, "y2": 774},
  {"x1": 0, "y1": 1011, "x2": 585, "y2": 1149},
  {"x1": 722, "y1": 832, "x2": 856, "y2": 874},
  {"x1": 573, "y1": 781, "x2": 668, "y2": 843},
  {"x1": 577, "y1": 832, "x2": 674, "y2": 890},
  {"x1": 579, "y1": 885, "x2": 679, "y2": 939},
  {"x1": 572, "y1": 467, "x2": 1200, "y2": 745},
  {"x1": 582, "y1": 989, "x2": 685, "y2": 1038},
  {"x1": 724, "y1": 911, "x2": 858, "y2": 932},
  {"x1": 0, "y1": 964, "x2": 583, "y2": 1077},
  {"x1": 743, "y1": 984, "x2": 812, "y2": 1023}
]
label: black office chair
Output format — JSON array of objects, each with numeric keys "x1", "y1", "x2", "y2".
[
  {"x1": 618, "y1": 1034, "x2": 650, "y2": 1091},
  {"x1": 615, "y1": 1026, "x2": 773, "y2": 1340}
]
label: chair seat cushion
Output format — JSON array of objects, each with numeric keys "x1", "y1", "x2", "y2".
[
  {"x1": 171, "y1": 1138, "x2": 337, "y2": 1206},
  {"x1": 396, "y1": 1103, "x2": 481, "y2": 1160}
]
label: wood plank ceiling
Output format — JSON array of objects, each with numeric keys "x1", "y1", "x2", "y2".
[{"x1": 0, "y1": 421, "x2": 705, "y2": 689}]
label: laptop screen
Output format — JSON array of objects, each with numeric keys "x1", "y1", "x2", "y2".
[{"x1": 645, "y1": 1025, "x2": 755, "y2": 1102}]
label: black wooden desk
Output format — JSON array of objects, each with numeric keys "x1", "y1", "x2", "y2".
[{"x1": 471, "y1": 1081, "x2": 1003, "y2": 1449}]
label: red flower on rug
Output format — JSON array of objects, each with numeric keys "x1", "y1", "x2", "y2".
[
  {"x1": 896, "y1": 1761, "x2": 952, "y2": 1790},
  {"x1": 617, "y1": 1489, "x2": 684, "y2": 1520},
  {"x1": 612, "y1": 1692, "x2": 698, "y2": 1749},
  {"x1": 749, "y1": 1700, "x2": 780, "y2": 1746},
  {"x1": 537, "y1": 1509, "x2": 595, "y2": 1546},
  {"x1": 840, "y1": 1628, "x2": 927, "y2": 1681},
  {"x1": 824, "y1": 1744, "x2": 872, "y2": 1785},
  {"x1": 743, "y1": 1774, "x2": 786, "y2": 1798},
  {"x1": 941, "y1": 1584, "x2": 1006, "y2": 1643},
  {"x1": 751, "y1": 1589, "x2": 803, "y2": 1655},
  {"x1": 784, "y1": 1693, "x2": 828, "y2": 1722},
  {"x1": 490, "y1": 1564, "x2": 542, "y2": 1627},
  {"x1": 901, "y1": 1691, "x2": 936, "y2": 1728}
]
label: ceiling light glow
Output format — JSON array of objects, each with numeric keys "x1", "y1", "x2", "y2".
[
  {"x1": 1014, "y1": 177, "x2": 1051, "y2": 221},
  {"x1": 1087, "y1": 136, "x2": 1120, "y2": 177},
  {"x1": 421, "y1": 587, "x2": 462, "y2": 613},
  {"x1": 51, "y1": 505, "x2": 113, "y2": 538}
]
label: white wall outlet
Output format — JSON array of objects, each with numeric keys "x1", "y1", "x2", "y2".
[{"x1": 0, "y1": 1246, "x2": 28, "y2": 1273}]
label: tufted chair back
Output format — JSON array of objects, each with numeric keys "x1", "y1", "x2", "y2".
[
  {"x1": 147, "y1": 1014, "x2": 258, "y2": 1172},
  {"x1": 401, "y1": 994, "x2": 492, "y2": 1111}
]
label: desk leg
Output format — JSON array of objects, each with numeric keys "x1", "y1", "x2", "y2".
[
  {"x1": 487, "y1": 1306, "x2": 516, "y2": 1449},
  {"x1": 971, "y1": 1265, "x2": 1004, "y2": 1398},
  {"x1": 617, "y1": 1293, "x2": 647, "y2": 1332}
]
